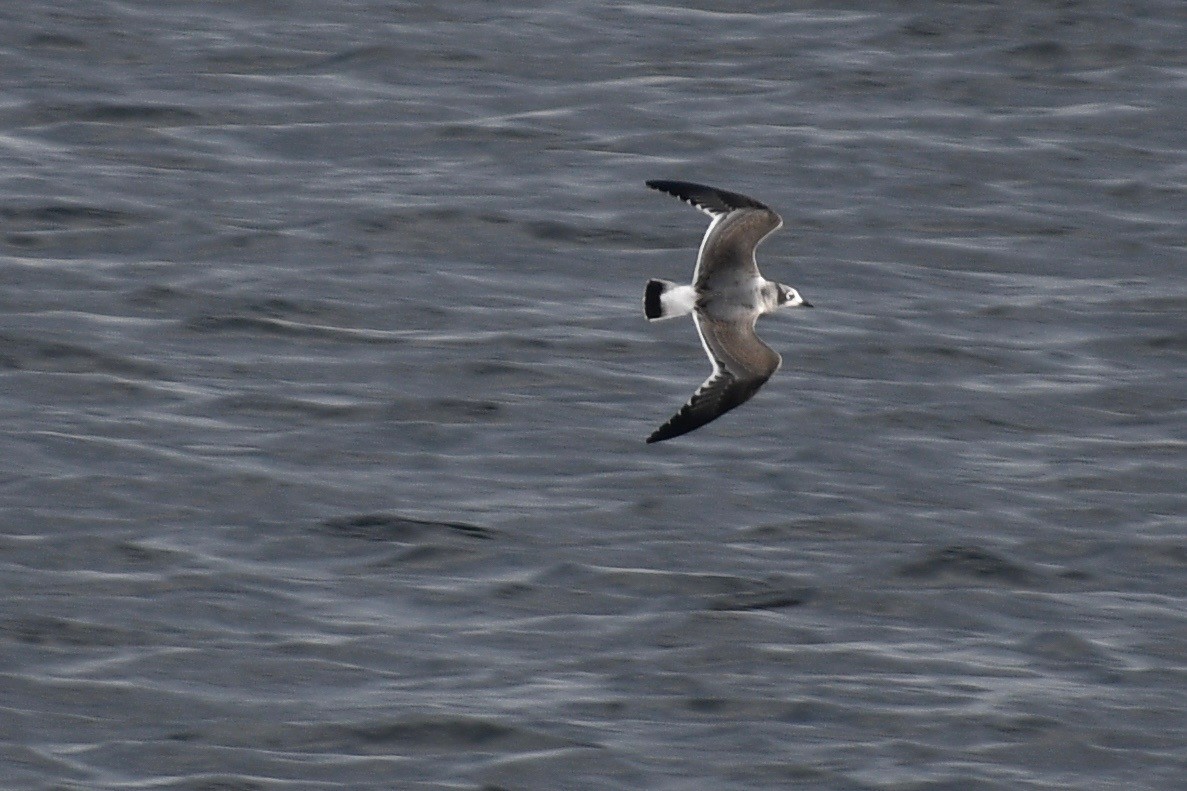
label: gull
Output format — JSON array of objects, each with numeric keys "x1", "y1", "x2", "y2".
[{"x1": 643, "y1": 180, "x2": 812, "y2": 443}]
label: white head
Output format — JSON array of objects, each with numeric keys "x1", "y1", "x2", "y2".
[{"x1": 776, "y1": 283, "x2": 812, "y2": 309}]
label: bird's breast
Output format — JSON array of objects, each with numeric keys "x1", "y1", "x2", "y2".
[{"x1": 697, "y1": 287, "x2": 763, "y2": 321}]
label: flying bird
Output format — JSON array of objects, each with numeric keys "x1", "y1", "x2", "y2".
[{"x1": 643, "y1": 180, "x2": 812, "y2": 443}]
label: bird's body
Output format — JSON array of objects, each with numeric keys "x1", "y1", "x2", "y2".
[{"x1": 643, "y1": 180, "x2": 812, "y2": 444}]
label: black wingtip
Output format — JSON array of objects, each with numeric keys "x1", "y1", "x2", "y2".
[
  {"x1": 644, "y1": 369, "x2": 774, "y2": 444},
  {"x1": 645, "y1": 419, "x2": 690, "y2": 444},
  {"x1": 645, "y1": 418, "x2": 690, "y2": 444},
  {"x1": 644, "y1": 405, "x2": 704, "y2": 444},
  {"x1": 645, "y1": 179, "x2": 770, "y2": 213},
  {"x1": 645, "y1": 425, "x2": 673, "y2": 444}
]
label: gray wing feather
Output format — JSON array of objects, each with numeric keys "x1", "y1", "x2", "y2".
[
  {"x1": 697, "y1": 315, "x2": 782, "y2": 381},
  {"x1": 643, "y1": 180, "x2": 782, "y2": 288},
  {"x1": 646, "y1": 315, "x2": 782, "y2": 443},
  {"x1": 694, "y1": 209, "x2": 782, "y2": 289}
]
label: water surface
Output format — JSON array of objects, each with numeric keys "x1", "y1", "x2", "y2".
[{"x1": 1, "y1": 2, "x2": 1185, "y2": 789}]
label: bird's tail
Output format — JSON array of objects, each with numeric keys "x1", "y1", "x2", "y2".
[{"x1": 644, "y1": 280, "x2": 695, "y2": 321}]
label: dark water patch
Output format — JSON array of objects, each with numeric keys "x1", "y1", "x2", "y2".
[
  {"x1": 384, "y1": 397, "x2": 502, "y2": 424},
  {"x1": 1134, "y1": 541, "x2": 1187, "y2": 569},
  {"x1": 491, "y1": 572, "x2": 639, "y2": 617},
  {"x1": 25, "y1": 32, "x2": 90, "y2": 50},
  {"x1": 4, "y1": 226, "x2": 167, "y2": 256},
  {"x1": 1006, "y1": 41, "x2": 1072, "y2": 71},
  {"x1": 210, "y1": 392, "x2": 378, "y2": 420},
  {"x1": 204, "y1": 47, "x2": 348, "y2": 75},
  {"x1": 232, "y1": 296, "x2": 325, "y2": 319},
  {"x1": 893, "y1": 342, "x2": 1013, "y2": 368},
  {"x1": 353, "y1": 206, "x2": 514, "y2": 235},
  {"x1": 112, "y1": 539, "x2": 185, "y2": 569},
  {"x1": 134, "y1": 289, "x2": 336, "y2": 321},
  {"x1": 865, "y1": 404, "x2": 1046, "y2": 436},
  {"x1": 1021, "y1": 630, "x2": 1115, "y2": 670},
  {"x1": 901, "y1": 16, "x2": 943, "y2": 39},
  {"x1": 1074, "y1": 382, "x2": 1184, "y2": 418},
  {"x1": 49, "y1": 102, "x2": 203, "y2": 125},
  {"x1": 348, "y1": 204, "x2": 564, "y2": 259},
  {"x1": 4, "y1": 233, "x2": 42, "y2": 249},
  {"x1": 899, "y1": 545, "x2": 1038, "y2": 586},
  {"x1": 184, "y1": 313, "x2": 407, "y2": 343},
  {"x1": 708, "y1": 583, "x2": 813, "y2": 612},
  {"x1": 475, "y1": 746, "x2": 644, "y2": 791},
  {"x1": 1087, "y1": 330, "x2": 1187, "y2": 359},
  {"x1": 570, "y1": 564, "x2": 815, "y2": 612},
  {"x1": 388, "y1": 542, "x2": 497, "y2": 569},
  {"x1": 126, "y1": 283, "x2": 195, "y2": 309},
  {"x1": 524, "y1": 219, "x2": 640, "y2": 246},
  {"x1": 132, "y1": 774, "x2": 267, "y2": 791},
  {"x1": 434, "y1": 119, "x2": 568, "y2": 145},
  {"x1": 0, "y1": 203, "x2": 149, "y2": 231},
  {"x1": 736, "y1": 514, "x2": 883, "y2": 543},
  {"x1": 0, "y1": 333, "x2": 163, "y2": 377},
  {"x1": 2, "y1": 533, "x2": 185, "y2": 575},
  {"x1": 299, "y1": 715, "x2": 587, "y2": 754},
  {"x1": 321, "y1": 513, "x2": 496, "y2": 542},
  {"x1": 0, "y1": 615, "x2": 136, "y2": 648},
  {"x1": 1024, "y1": 538, "x2": 1187, "y2": 593},
  {"x1": 819, "y1": 340, "x2": 1012, "y2": 377},
  {"x1": 467, "y1": 360, "x2": 537, "y2": 378},
  {"x1": 1106, "y1": 294, "x2": 1187, "y2": 313},
  {"x1": 1022, "y1": 534, "x2": 1115, "y2": 564},
  {"x1": 548, "y1": 332, "x2": 641, "y2": 358}
]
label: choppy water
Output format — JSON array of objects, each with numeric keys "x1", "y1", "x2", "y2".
[{"x1": 2, "y1": 2, "x2": 1185, "y2": 789}]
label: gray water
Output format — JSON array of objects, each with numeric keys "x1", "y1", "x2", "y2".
[{"x1": 2, "y1": 2, "x2": 1185, "y2": 789}]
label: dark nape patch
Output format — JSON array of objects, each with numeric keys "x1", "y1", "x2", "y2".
[{"x1": 321, "y1": 513, "x2": 495, "y2": 542}]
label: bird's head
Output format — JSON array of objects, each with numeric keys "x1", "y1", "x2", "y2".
[{"x1": 777, "y1": 283, "x2": 812, "y2": 309}]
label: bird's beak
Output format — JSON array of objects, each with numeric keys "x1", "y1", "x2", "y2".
[{"x1": 801, "y1": 300, "x2": 814, "y2": 308}]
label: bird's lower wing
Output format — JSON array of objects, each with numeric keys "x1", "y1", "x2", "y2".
[{"x1": 646, "y1": 369, "x2": 771, "y2": 443}]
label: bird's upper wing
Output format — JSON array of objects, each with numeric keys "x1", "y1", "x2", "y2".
[{"x1": 645, "y1": 180, "x2": 782, "y2": 290}]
